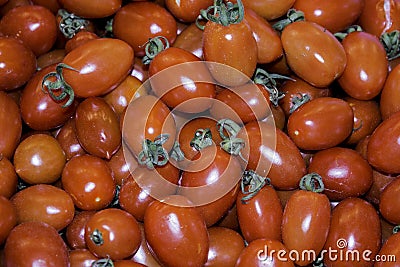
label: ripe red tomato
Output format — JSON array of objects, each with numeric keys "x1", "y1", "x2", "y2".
[
  {"x1": 61, "y1": 154, "x2": 116, "y2": 210},
  {"x1": 281, "y1": 21, "x2": 347, "y2": 88},
  {"x1": 380, "y1": 64, "x2": 400, "y2": 120},
  {"x1": 55, "y1": 117, "x2": 86, "y2": 160},
  {"x1": 287, "y1": 97, "x2": 354, "y2": 151},
  {"x1": 0, "y1": 91, "x2": 22, "y2": 159},
  {"x1": 374, "y1": 230, "x2": 400, "y2": 267},
  {"x1": 365, "y1": 169, "x2": 397, "y2": 206},
  {"x1": 144, "y1": 195, "x2": 209, "y2": 267},
  {"x1": 131, "y1": 223, "x2": 163, "y2": 267},
  {"x1": 0, "y1": 196, "x2": 17, "y2": 245},
  {"x1": 58, "y1": 0, "x2": 122, "y2": 18},
  {"x1": 0, "y1": 5, "x2": 57, "y2": 56},
  {"x1": 237, "y1": 183, "x2": 283, "y2": 242},
  {"x1": 85, "y1": 208, "x2": 141, "y2": 260},
  {"x1": 338, "y1": 31, "x2": 388, "y2": 100},
  {"x1": 323, "y1": 198, "x2": 381, "y2": 267},
  {"x1": 293, "y1": 0, "x2": 364, "y2": 33},
  {"x1": 379, "y1": 177, "x2": 400, "y2": 225},
  {"x1": 172, "y1": 23, "x2": 204, "y2": 58},
  {"x1": 68, "y1": 248, "x2": 99, "y2": 267},
  {"x1": 241, "y1": 0, "x2": 296, "y2": 20},
  {"x1": 308, "y1": 147, "x2": 373, "y2": 201},
  {"x1": 65, "y1": 210, "x2": 95, "y2": 249},
  {"x1": 64, "y1": 30, "x2": 99, "y2": 53},
  {"x1": 0, "y1": 36, "x2": 36, "y2": 91},
  {"x1": 281, "y1": 185, "x2": 331, "y2": 266},
  {"x1": 113, "y1": 2, "x2": 177, "y2": 57},
  {"x1": 165, "y1": 0, "x2": 213, "y2": 22},
  {"x1": 4, "y1": 221, "x2": 69, "y2": 266},
  {"x1": 0, "y1": 157, "x2": 18, "y2": 199},
  {"x1": 11, "y1": 184, "x2": 75, "y2": 231}
]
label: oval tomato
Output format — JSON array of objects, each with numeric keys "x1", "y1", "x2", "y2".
[
  {"x1": 379, "y1": 177, "x2": 400, "y2": 225},
  {"x1": 165, "y1": 0, "x2": 213, "y2": 22},
  {"x1": 241, "y1": 0, "x2": 296, "y2": 20},
  {"x1": 380, "y1": 63, "x2": 400, "y2": 120},
  {"x1": 375, "y1": 230, "x2": 400, "y2": 267},
  {"x1": 58, "y1": 0, "x2": 122, "y2": 18},
  {"x1": 0, "y1": 196, "x2": 17, "y2": 245},
  {"x1": 55, "y1": 117, "x2": 86, "y2": 160},
  {"x1": 65, "y1": 210, "x2": 95, "y2": 249},
  {"x1": 0, "y1": 157, "x2": 18, "y2": 198}
]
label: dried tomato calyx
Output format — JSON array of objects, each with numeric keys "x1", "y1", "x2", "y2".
[
  {"x1": 196, "y1": 0, "x2": 245, "y2": 29},
  {"x1": 272, "y1": 8, "x2": 305, "y2": 32},
  {"x1": 299, "y1": 173, "x2": 325, "y2": 193},
  {"x1": 41, "y1": 63, "x2": 78, "y2": 108},
  {"x1": 240, "y1": 170, "x2": 271, "y2": 203},
  {"x1": 289, "y1": 93, "x2": 311, "y2": 114},
  {"x1": 334, "y1": 25, "x2": 363, "y2": 41},
  {"x1": 190, "y1": 128, "x2": 213, "y2": 151},
  {"x1": 380, "y1": 30, "x2": 400, "y2": 60},
  {"x1": 137, "y1": 134, "x2": 170, "y2": 169},
  {"x1": 142, "y1": 36, "x2": 170, "y2": 65},
  {"x1": 58, "y1": 9, "x2": 89, "y2": 39}
]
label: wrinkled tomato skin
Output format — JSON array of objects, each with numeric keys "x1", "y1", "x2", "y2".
[
  {"x1": 148, "y1": 47, "x2": 216, "y2": 113},
  {"x1": 323, "y1": 198, "x2": 381, "y2": 267},
  {"x1": 0, "y1": 196, "x2": 17, "y2": 245},
  {"x1": 58, "y1": 0, "x2": 122, "y2": 18},
  {"x1": 20, "y1": 64, "x2": 76, "y2": 131},
  {"x1": 0, "y1": 37, "x2": 36, "y2": 91},
  {"x1": 281, "y1": 21, "x2": 347, "y2": 88},
  {"x1": 237, "y1": 184, "x2": 283, "y2": 243},
  {"x1": 202, "y1": 20, "x2": 258, "y2": 86},
  {"x1": 367, "y1": 111, "x2": 400, "y2": 174},
  {"x1": 60, "y1": 38, "x2": 134, "y2": 98},
  {"x1": 358, "y1": 0, "x2": 400, "y2": 37},
  {"x1": 144, "y1": 195, "x2": 209, "y2": 267},
  {"x1": 0, "y1": 5, "x2": 57, "y2": 56},
  {"x1": 0, "y1": 91, "x2": 22, "y2": 159},
  {"x1": 165, "y1": 0, "x2": 213, "y2": 23},
  {"x1": 281, "y1": 190, "x2": 331, "y2": 266},
  {"x1": 375, "y1": 232, "x2": 400, "y2": 267},
  {"x1": 113, "y1": 2, "x2": 177, "y2": 57},
  {"x1": 293, "y1": 0, "x2": 364, "y2": 33},
  {"x1": 287, "y1": 97, "x2": 354, "y2": 151},
  {"x1": 379, "y1": 177, "x2": 400, "y2": 225},
  {"x1": 75, "y1": 97, "x2": 121, "y2": 159},
  {"x1": 308, "y1": 147, "x2": 373, "y2": 201},
  {"x1": 380, "y1": 64, "x2": 400, "y2": 120},
  {"x1": 4, "y1": 221, "x2": 69, "y2": 267},
  {"x1": 338, "y1": 31, "x2": 388, "y2": 100}
]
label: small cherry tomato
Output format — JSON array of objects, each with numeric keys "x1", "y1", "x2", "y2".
[
  {"x1": 172, "y1": 23, "x2": 204, "y2": 58},
  {"x1": 379, "y1": 177, "x2": 400, "y2": 225},
  {"x1": 11, "y1": 184, "x2": 75, "y2": 231},
  {"x1": 281, "y1": 21, "x2": 347, "y2": 88},
  {"x1": 13, "y1": 133, "x2": 66, "y2": 184},
  {"x1": 68, "y1": 248, "x2": 99, "y2": 267},
  {"x1": 4, "y1": 221, "x2": 69, "y2": 267},
  {"x1": 61, "y1": 154, "x2": 116, "y2": 210},
  {"x1": 380, "y1": 63, "x2": 400, "y2": 120},
  {"x1": 374, "y1": 230, "x2": 400, "y2": 267},
  {"x1": 85, "y1": 208, "x2": 141, "y2": 260},
  {"x1": 113, "y1": 2, "x2": 177, "y2": 57},
  {"x1": 58, "y1": 0, "x2": 122, "y2": 18},
  {"x1": 0, "y1": 5, "x2": 57, "y2": 56},
  {"x1": 308, "y1": 147, "x2": 373, "y2": 201},
  {"x1": 75, "y1": 97, "x2": 121, "y2": 159},
  {"x1": 0, "y1": 156, "x2": 17, "y2": 198},
  {"x1": 287, "y1": 97, "x2": 354, "y2": 151},
  {"x1": 64, "y1": 30, "x2": 99, "y2": 53},
  {"x1": 165, "y1": 0, "x2": 213, "y2": 22},
  {"x1": 106, "y1": 146, "x2": 137, "y2": 186},
  {"x1": 205, "y1": 226, "x2": 245, "y2": 267},
  {"x1": 338, "y1": 31, "x2": 388, "y2": 100},
  {"x1": 241, "y1": 0, "x2": 296, "y2": 20},
  {"x1": 365, "y1": 170, "x2": 397, "y2": 206},
  {"x1": 144, "y1": 195, "x2": 209, "y2": 267},
  {"x1": 31, "y1": 0, "x2": 61, "y2": 14},
  {"x1": 55, "y1": 117, "x2": 86, "y2": 160},
  {"x1": 131, "y1": 223, "x2": 163, "y2": 267},
  {"x1": 36, "y1": 49, "x2": 66, "y2": 70},
  {"x1": 0, "y1": 36, "x2": 36, "y2": 91},
  {"x1": 323, "y1": 198, "x2": 381, "y2": 267},
  {"x1": 0, "y1": 196, "x2": 17, "y2": 245},
  {"x1": 66, "y1": 210, "x2": 96, "y2": 249}
]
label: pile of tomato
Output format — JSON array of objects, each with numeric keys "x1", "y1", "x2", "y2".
[{"x1": 0, "y1": 0, "x2": 400, "y2": 266}]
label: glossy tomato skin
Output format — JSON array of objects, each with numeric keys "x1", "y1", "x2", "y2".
[
  {"x1": 287, "y1": 97, "x2": 354, "y2": 151},
  {"x1": 144, "y1": 195, "x2": 209, "y2": 267},
  {"x1": 241, "y1": 0, "x2": 296, "y2": 20},
  {"x1": 106, "y1": 146, "x2": 137, "y2": 186},
  {"x1": 244, "y1": 7, "x2": 283, "y2": 64},
  {"x1": 60, "y1": 38, "x2": 134, "y2": 98},
  {"x1": 323, "y1": 198, "x2": 381, "y2": 267},
  {"x1": 380, "y1": 64, "x2": 400, "y2": 120},
  {"x1": 203, "y1": 19, "x2": 258, "y2": 86},
  {"x1": 344, "y1": 97, "x2": 382, "y2": 145},
  {"x1": 0, "y1": 5, "x2": 57, "y2": 56},
  {"x1": 66, "y1": 210, "x2": 96, "y2": 249},
  {"x1": 113, "y1": 2, "x2": 177, "y2": 57},
  {"x1": 75, "y1": 97, "x2": 121, "y2": 159},
  {"x1": 172, "y1": 23, "x2": 204, "y2": 59},
  {"x1": 4, "y1": 221, "x2": 69, "y2": 267},
  {"x1": 85, "y1": 208, "x2": 141, "y2": 260},
  {"x1": 11, "y1": 184, "x2": 75, "y2": 231},
  {"x1": 0, "y1": 37, "x2": 36, "y2": 91},
  {"x1": 374, "y1": 232, "x2": 400, "y2": 267},
  {"x1": 148, "y1": 47, "x2": 216, "y2": 113},
  {"x1": 281, "y1": 21, "x2": 347, "y2": 88},
  {"x1": 205, "y1": 227, "x2": 245, "y2": 267},
  {"x1": 235, "y1": 238, "x2": 295, "y2": 267},
  {"x1": 293, "y1": 0, "x2": 364, "y2": 33},
  {"x1": 237, "y1": 184, "x2": 283, "y2": 243},
  {"x1": 338, "y1": 31, "x2": 388, "y2": 100},
  {"x1": 13, "y1": 133, "x2": 66, "y2": 184},
  {"x1": 365, "y1": 169, "x2": 397, "y2": 206},
  {"x1": 379, "y1": 177, "x2": 400, "y2": 224},
  {"x1": 308, "y1": 147, "x2": 373, "y2": 201},
  {"x1": 56, "y1": 118, "x2": 86, "y2": 160},
  {"x1": 68, "y1": 248, "x2": 99, "y2": 267},
  {"x1": 0, "y1": 157, "x2": 17, "y2": 198},
  {"x1": 0, "y1": 91, "x2": 22, "y2": 159},
  {"x1": 367, "y1": 111, "x2": 400, "y2": 174},
  {"x1": 64, "y1": 30, "x2": 99, "y2": 54},
  {"x1": 132, "y1": 223, "x2": 163, "y2": 267},
  {"x1": 61, "y1": 154, "x2": 116, "y2": 210},
  {"x1": 165, "y1": 0, "x2": 213, "y2": 22},
  {"x1": 359, "y1": 0, "x2": 400, "y2": 37},
  {"x1": 0, "y1": 196, "x2": 17, "y2": 245},
  {"x1": 282, "y1": 190, "x2": 331, "y2": 266},
  {"x1": 20, "y1": 64, "x2": 76, "y2": 131},
  {"x1": 58, "y1": 0, "x2": 122, "y2": 18}
]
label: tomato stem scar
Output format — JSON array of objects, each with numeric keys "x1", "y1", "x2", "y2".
[
  {"x1": 299, "y1": 173, "x2": 325, "y2": 193},
  {"x1": 90, "y1": 228, "x2": 105, "y2": 246},
  {"x1": 240, "y1": 170, "x2": 271, "y2": 203},
  {"x1": 190, "y1": 128, "x2": 213, "y2": 151},
  {"x1": 142, "y1": 36, "x2": 170, "y2": 65},
  {"x1": 137, "y1": 134, "x2": 170, "y2": 169}
]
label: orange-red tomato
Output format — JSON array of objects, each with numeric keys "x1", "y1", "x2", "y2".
[
  {"x1": 65, "y1": 210, "x2": 95, "y2": 249},
  {"x1": 379, "y1": 177, "x2": 400, "y2": 225},
  {"x1": 165, "y1": 0, "x2": 213, "y2": 22},
  {"x1": 380, "y1": 63, "x2": 400, "y2": 120},
  {"x1": 172, "y1": 23, "x2": 204, "y2": 59},
  {"x1": 0, "y1": 157, "x2": 18, "y2": 199},
  {"x1": 281, "y1": 21, "x2": 347, "y2": 88},
  {"x1": 375, "y1": 231, "x2": 400, "y2": 267},
  {"x1": 0, "y1": 196, "x2": 17, "y2": 245},
  {"x1": 241, "y1": 0, "x2": 296, "y2": 20},
  {"x1": 58, "y1": 0, "x2": 122, "y2": 18}
]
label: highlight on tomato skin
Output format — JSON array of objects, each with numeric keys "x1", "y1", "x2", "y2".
[{"x1": 2, "y1": 1, "x2": 400, "y2": 266}]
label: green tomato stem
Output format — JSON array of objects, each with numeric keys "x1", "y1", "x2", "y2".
[
  {"x1": 240, "y1": 170, "x2": 271, "y2": 203},
  {"x1": 137, "y1": 134, "x2": 170, "y2": 169},
  {"x1": 57, "y1": 9, "x2": 89, "y2": 39}
]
